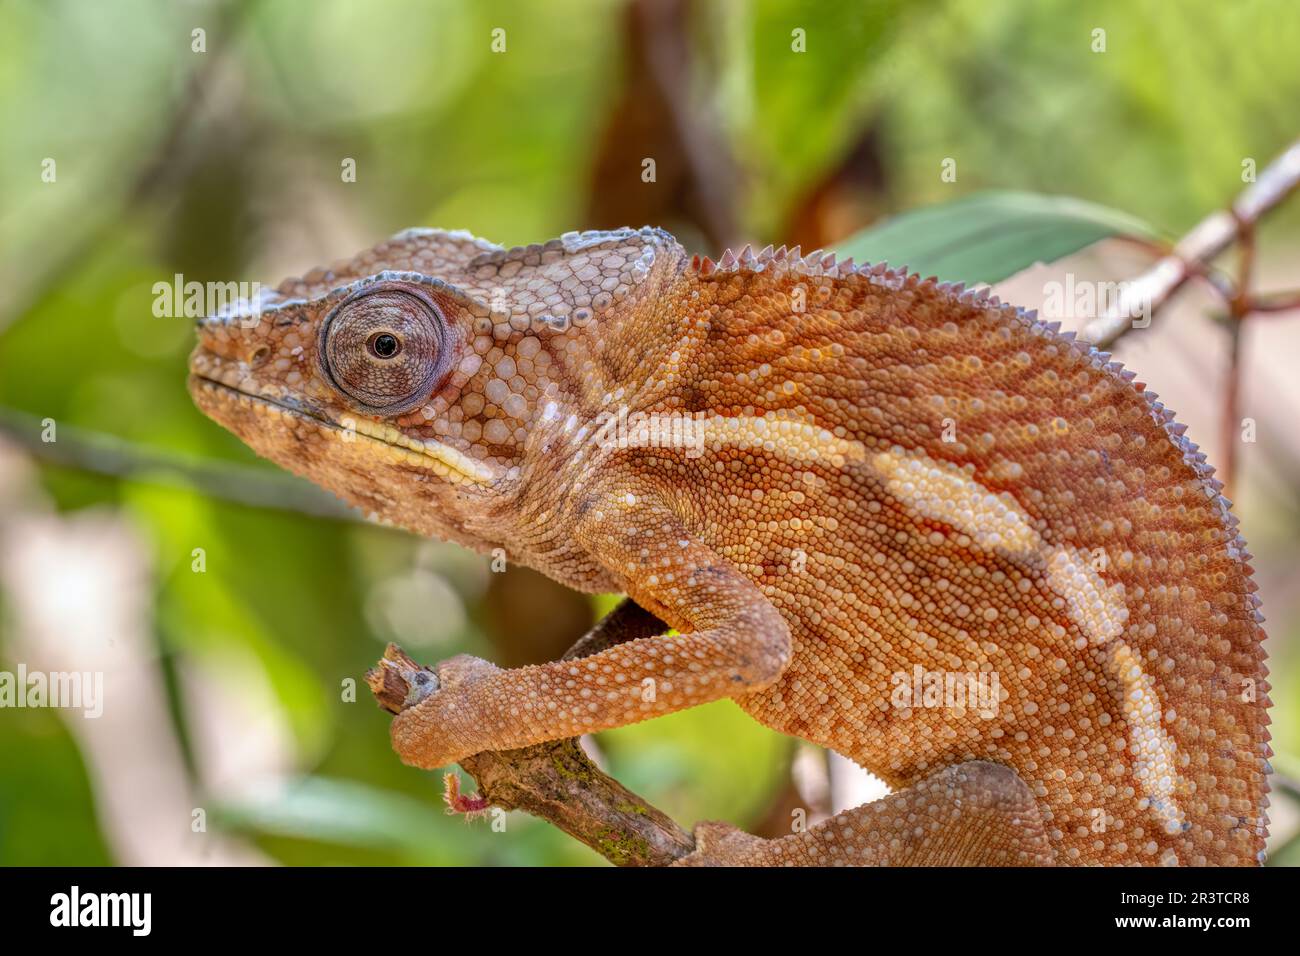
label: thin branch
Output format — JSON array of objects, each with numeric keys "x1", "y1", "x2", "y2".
[
  {"x1": 367, "y1": 643, "x2": 695, "y2": 867},
  {"x1": 1219, "y1": 317, "x2": 1244, "y2": 500},
  {"x1": 0, "y1": 406, "x2": 357, "y2": 520},
  {"x1": 1249, "y1": 288, "x2": 1300, "y2": 313},
  {"x1": 1081, "y1": 138, "x2": 1300, "y2": 347},
  {"x1": 1219, "y1": 216, "x2": 1255, "y2": 499}
]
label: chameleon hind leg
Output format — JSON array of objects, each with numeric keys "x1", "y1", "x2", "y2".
[{"x1": 675, "y1": 760, "x2": 1055, "y2": 866}]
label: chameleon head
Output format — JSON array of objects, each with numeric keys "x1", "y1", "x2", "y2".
[
  {"x1": 188, "y1": 268, "x2": 544, "y2": 551},
  {"x1": 190, "y1": 226, "x2": 682, "y2": 566}
]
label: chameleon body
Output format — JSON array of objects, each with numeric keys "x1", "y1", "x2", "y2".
[{"x1": 189, "y1": 226, "x2": 1270, "y2": 866}]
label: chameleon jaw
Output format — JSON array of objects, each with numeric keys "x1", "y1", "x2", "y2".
[{"x1": 187, "y1": 374, "x2": 496, "y2": 486}]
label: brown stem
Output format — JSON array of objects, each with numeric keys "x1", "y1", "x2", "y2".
[
  {"x1": 367, "y1": 643, "x2": 695, "y2": 866},
  {"x1": 1219, "y1": 217, "x2": 1255, "y2": 500},
  {"x1": 1221, "y1": 315, "x2": 1244, "y2": 502},
  {"x1": 1247, "y1": 288, "x2": 1300, "y2": 313}
]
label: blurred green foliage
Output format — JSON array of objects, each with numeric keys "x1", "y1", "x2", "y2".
[{"x1": 0, "y1": 0, "x2": 1297, "y2": 866}]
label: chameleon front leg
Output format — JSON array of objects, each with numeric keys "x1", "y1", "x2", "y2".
[
  {"x1": 389, "y1": 487, "x2": 793, "y2": 769},
  {"x1": 676, "y1": 761, "x2": 1056, "y2": 866}
]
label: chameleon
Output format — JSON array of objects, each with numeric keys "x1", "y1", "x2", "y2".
[{"x1": 188, "y1": 225, "x2": 1270, "y2": 866}]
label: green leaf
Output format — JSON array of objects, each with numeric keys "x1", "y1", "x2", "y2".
[
  {"x1": 214, "y1": 775, "x2": 599, "y2": 866},
  {"x1": 835, "y1": 190, "x2": 1158, "y2": 285},
  {"x1": 213, "y1": 776, "x2": 451, "y2": 852}
]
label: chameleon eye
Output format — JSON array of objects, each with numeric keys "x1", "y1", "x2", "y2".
[{"x1": 322, "y1": 289, "x2": 444, "y2": 414}]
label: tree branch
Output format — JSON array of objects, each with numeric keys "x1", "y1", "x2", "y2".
[
  {"x1": 1081, "y1": 137, "x2": 1300, "y2": 347},
  {"x1": 0, "y1": 406, "x2": 357, "y2": 520},
  {"x1": 366, "y1": 643, "x2": 695, "y2": 867}
]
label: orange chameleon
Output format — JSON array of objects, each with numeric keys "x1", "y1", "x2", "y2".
[{"x1": 190, "y1": 226, "x2": 1270, "y2": 866}]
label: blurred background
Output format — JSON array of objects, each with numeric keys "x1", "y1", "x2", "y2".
[{"x1": 1, "y1": 0, "x2": 1298, "y2": 866}]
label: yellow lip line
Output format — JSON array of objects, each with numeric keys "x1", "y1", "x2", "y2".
[{"x1": 189, "y1": 375, "x2": 494, "y2": 484}]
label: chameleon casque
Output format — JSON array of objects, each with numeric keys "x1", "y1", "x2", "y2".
[{"x1": 189, "y1": 226, "x2": 1270, "y2": 866}]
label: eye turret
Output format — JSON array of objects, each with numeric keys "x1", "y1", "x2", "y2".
[{"x1": 322, "y1": 287, "x2": 447, "y2": 414}]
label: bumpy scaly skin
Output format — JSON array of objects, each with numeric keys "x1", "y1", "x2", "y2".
[{"x1": 190, "y1": 227, "x2": 1270, "y2": 866}]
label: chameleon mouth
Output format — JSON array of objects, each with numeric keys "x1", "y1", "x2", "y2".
[{"x1": 187, "y1": 374, "x2": 495, "y2": 485}]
